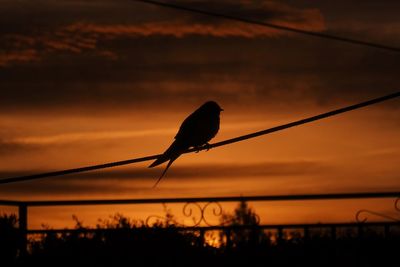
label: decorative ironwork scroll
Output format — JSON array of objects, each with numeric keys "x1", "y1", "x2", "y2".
[
  {"x1": 145, "y1": 201, "x2": 224, "y2": 227},
  {"x1": 182, "y1": 201, "x2": 223, "y2": 226},
  {"x1": 355, "y1": 197, "x2": 400, "y2": 223}
]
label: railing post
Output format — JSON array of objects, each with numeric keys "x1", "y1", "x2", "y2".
[
  {"x1": 357, "y1": 224, "x2": 364, "y2": 240},
  {"x1": 199, "y1": 229, "x2": 205, "y2": 247},
  {"x1": 384, "y1": 224, "x2": 390, "y2": 239},
  {"x1": 225, "y1": 229, "x2": 232, "y2": 249},
  {"x1": 331, "y1": 226, "x2": 336, "y2": 241},
  {"x1": 277, "y1": 227, "x2": 284, "y2": 244},
  {"x1": 304, "y1": 226, "x2": 309, "y2": 242},
  {"x1": 18, "y1": 203, "x2": 28, "y2": 258}
]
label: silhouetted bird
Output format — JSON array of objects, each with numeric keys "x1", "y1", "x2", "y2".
[{"x1": 149, "y1": 101, "x2": 223, "y2": 187}]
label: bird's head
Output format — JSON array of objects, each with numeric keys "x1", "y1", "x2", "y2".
[{"x1": 201, "y1": 101, "x2": 223, "y2": 113}]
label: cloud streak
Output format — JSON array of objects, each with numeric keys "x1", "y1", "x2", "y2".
[
  {"x1": 0, "y1": 139, "x2": 39, "y2": 156},
  {"x1": 0, "y1": 160, "x2": 325, "y2": 195},
  {"x1": 0, "y1": 0, "x2": 325, "y2": 66},
  {"x1": 5, "y1": 129, "x2": 176, "y2": 146},
  {"x1": 0, "y1": 49, "x2": 40, "y2": 66}
]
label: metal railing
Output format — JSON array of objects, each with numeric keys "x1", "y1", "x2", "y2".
[{"x1": 1, "y1": 191, "x2": 400, "y2": 256}]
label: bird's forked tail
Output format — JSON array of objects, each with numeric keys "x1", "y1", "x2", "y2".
[
  {"x1": 148, "y1": 154, "x2": 169, "y2": 168},
  {"x1": 148, "y1": 139, "x2": 181, "y2": 168},
  {"x1": 149, "y1": 140, "x2": 183, "y2": 187},
  {"x1": 152, "y1": 158, "x2": 176, "y2": 188}
]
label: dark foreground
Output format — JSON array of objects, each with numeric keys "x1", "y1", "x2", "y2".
[{"x1": 1, "y1": 213, "x2": 399, "y2": 267}]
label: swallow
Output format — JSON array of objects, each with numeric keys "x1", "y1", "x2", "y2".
[{"x1": 149, "y1": 101, "x2": 223, "y2": 187}]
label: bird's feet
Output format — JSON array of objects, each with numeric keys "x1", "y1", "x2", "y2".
[
  {"x1": 194, "y1": 143, "x2": 211, "y2": 153},
  {"x1": 203, "y1": 142, "x2": 211, "y2": 151}
]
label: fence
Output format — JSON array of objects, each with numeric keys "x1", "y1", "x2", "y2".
[{"x1": 1, "y1": 191, "x2": 400, "y2": 256}]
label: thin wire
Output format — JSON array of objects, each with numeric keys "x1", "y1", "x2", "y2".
[
  {"x1": 0, "y1": 91, "x2": 399, "y2": 185},
  {"x1": 190, "y1": 91, "x2": 400, "y2": 151},
  {"x1": 134, "y1": 0, "x2": 400, "y2": 53}
]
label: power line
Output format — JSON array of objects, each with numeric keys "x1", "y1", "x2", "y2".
[
  {"x1": 134, "y1": 0, "x2": 400, "y2": 53},
  {"x1": 0, "y1": 91, "x2": 399, "y2": 185},
  {"x1": 0, "y1": 154, "x2": 160, "y2": 185},
  {"x1": 194, "y1": 91, "x2": 400, "y2": 151}
]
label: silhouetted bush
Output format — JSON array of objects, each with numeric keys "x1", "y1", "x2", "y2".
[
  {"x1": 1, "y1": 207, "x2": 400, "y2": 267},
  {"x1": 0, "y1": 214, "x2": 19, "y2": 266},
  {"x1": 220, "y1": 200, "x2": 270, "y2": 249},
  {"x1": 28, "y1": 212, "x2": 213, "y2": 267}
]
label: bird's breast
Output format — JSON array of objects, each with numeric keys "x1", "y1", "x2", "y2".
[{"x1": 189, "y1": 115, "x2": 219, "y2": 146}]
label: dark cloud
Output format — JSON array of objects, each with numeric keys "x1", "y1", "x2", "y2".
[
  {"x1": 0, "y1": 138, "x2": 40, "y2": 156},
  {"x1": 0, "y1": 38, "x2": 398, "y2": 114},
  {"x1": 0, "y1": 0, "x2": 324, "y2": 67},
  {"x1": 0, "y1": 1, "x2": 398, "y2": 114}
]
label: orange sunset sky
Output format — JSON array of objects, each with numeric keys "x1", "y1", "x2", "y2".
[{"x1": 0, "y1": 0, "x2": 399, "y2": 229}]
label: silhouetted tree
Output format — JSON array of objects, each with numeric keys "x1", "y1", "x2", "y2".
[
  {"x1": 220, "y1": 200, "x2": 269, "y2": 248},
  {"x1": 0, "y1": 214, "x2": 19, "y2": 265},
  {"x1": 29, "y1": 212, "x2": 209, "y2": 267},
  {"x1": 6, "y1": 208, "x2": 400, "y2": 267}
]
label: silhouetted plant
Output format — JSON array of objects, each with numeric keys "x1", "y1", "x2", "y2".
[
  {"x1": 220, "y1": 200, "x2": 269, "y2": 248},
  {"x1": 145, "y1": 204, "x2": 179, "y2": 227},
  {"x1": 0, "y1": 213, "x2": 19, "y2": 265},
  {"x1": 8, "y1": 209, "x2": 400, "y2": 267},
  {"x1": 96, "y1": 213, "x2": 143, "y2": 229},
  {"x1": 28, "y1": 211, "x2": 210, "y2": 267}
]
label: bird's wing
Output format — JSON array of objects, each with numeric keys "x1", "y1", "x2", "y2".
[{"x1": 174, "y1": 111, "x2": 201, "y2": 140}]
